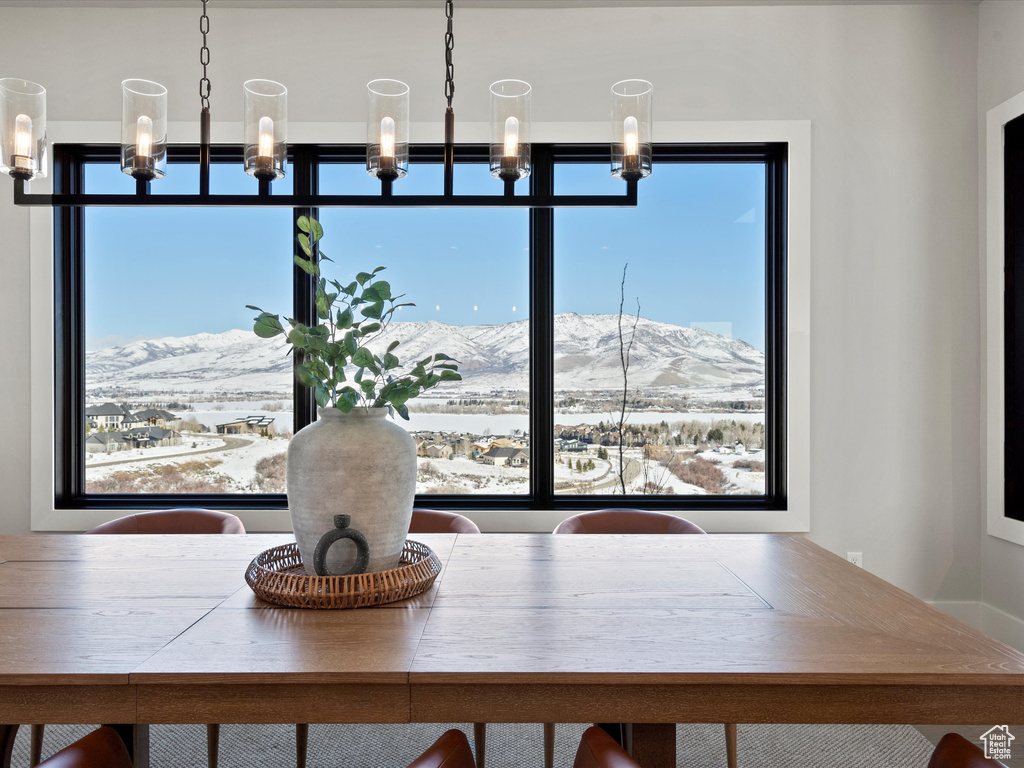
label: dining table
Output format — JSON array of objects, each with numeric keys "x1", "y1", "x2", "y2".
[{"x1": 2, "y1": 531, "x2": 1024, "y2": 768}]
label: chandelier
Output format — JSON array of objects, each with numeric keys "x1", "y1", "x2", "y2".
[{"x1": 0, "y1": 1, "x2": 652, "y2": 209}]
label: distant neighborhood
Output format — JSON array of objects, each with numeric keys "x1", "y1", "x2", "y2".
[
  {"x1": 414, "y1": 433, "x2": 530, "y2": 467},
  {"x1": 84, "y1": 402, "x2": 276, "y2": 454}
]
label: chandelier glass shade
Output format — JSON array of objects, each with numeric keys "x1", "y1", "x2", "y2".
[
  {"x1": 489, "y1": 79, "x2": 531, "y2": 183},
  {"x1": 121, "y1": 79, "x2": 168, "y2": 181},
  {"x1": 611, "y1": 79, "x2": 653, "y2": 181},
  {"x1": 0, "y1": 78, "x2": 47, "y2": 181},
  {"x1": 366, "y1": 79, "x2": 410, "y2": 182},
  {"x1": 243, "y1": 79, "x2": 288, "y2": 182}
]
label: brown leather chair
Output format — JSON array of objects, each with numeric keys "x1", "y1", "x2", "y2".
[
  {"x1": 928, "y1": 733, "x2": 1009, "y2": 768},
  {"x1": 553, "y1": 509, "x2": 705, "y2": 535},
  {"x1": 34, "y1": 727, "x2": 132, "y2": 768},
  {"x1": 408, "y1": 729, "x2": 476, "y2": 768},
  {"x1": 30, "y1": 510, "x2": 289, "y2": 768},
  {"x1": 410, "y1": 508, "x2": 481, "y2": 534},
  {"x1": 553, "y1": 509, "x2": 730, "y2": 768},
  {"x1": 408, "y1": 510, "x2": 492, "y2": 768},
  {"x1": 573, "y1": 727, "x2": 641, "y2": 768},
  {"x1": 85, "y1": 508, "x2": 245, "y2": 535}
]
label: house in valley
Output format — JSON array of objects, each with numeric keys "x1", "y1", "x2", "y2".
[
  {"x1": 84, "y1": 431, "x2": 129, "y2": 454},
  {"x1": 216, "y1": 416, "x2": 275, "y2": 435},
  {"x1": 134, "y1": 408, "x2": 182, "y2": 431},
  {"x1": 85, "y1": 403, "x2": 138, "y2": 432},
  {"x1": 479, "y1": 446, "x2": 530, "y2": 467},
  {"x1": 124, "y1": 426, "x2": 182, "y2": 449},
  {"x1": 426, "y1": 443, "x2": 453, "y2": 459}
]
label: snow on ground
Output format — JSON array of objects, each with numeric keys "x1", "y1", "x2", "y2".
[
  {"x1": 417, "y1": 455, "x2": 529, "y2": 494},
  {"x1": 209, "y1": 436, "x2": 289, "y2": 489},
  {"x1": 85, "y1": 434, "x2": 223, "y2": 465},
  {"x1": 555, "y1": 455, "x2": 608, "y2": 481},
  {"x1": 85, "y1": 434, "x2": 290, "y2": 492},
  {"x1": 702, "y1": 448, "x2": 767, "y2": 495}
]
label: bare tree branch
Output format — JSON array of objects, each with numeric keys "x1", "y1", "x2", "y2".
[{"x1": 616, "y1": 264, "x2": 641, "y2": 495}]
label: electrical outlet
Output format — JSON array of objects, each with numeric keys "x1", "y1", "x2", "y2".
[{"x1": 847, "y1": 551, "x2": 863, "y2": 568}]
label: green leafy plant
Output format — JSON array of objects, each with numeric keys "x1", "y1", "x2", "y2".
[{"x1": 246, "y1": 216, "x2": 461, "y2": 420}]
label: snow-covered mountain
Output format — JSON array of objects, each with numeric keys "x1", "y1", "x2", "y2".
[{"x1": 85, "y1": 314, "x2": 764, "y2": 397}]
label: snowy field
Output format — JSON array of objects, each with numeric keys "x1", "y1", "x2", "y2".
[
  {"x1": 169, "y1": 405, "x2": 764, "y2": 437},
  {"x1": 417, "y1": 456, "x2": 529, "y2": 495},
  {"x1": 82, "y1": 398, "x2": 765, "y2": 496},
  {"x1": 85, "y1": 434, "x2": 223, "y2": 465},
  {"x1": 85, "y1": 433, "x2": 289, "y2": 493}
]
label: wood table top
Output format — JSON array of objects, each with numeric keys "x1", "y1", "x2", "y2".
[
  {"x1": 2, "y1": 532, "x2": 1024, "y2": 727},
  {"x1": 411, "y1": 534, "x2": 1024, "y2": 685}
]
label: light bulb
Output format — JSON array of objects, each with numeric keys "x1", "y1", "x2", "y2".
[
  {"x1": 135, "y1": 115, "x2": 153, "y2": 159},
  {"x1": 623, "y1": 115, "x2": 639, "y2": 157},
  {"x1": 10, "y1": 113, "x2": 34, "y2": 176},
  {"x1": 258, "y1": 116, "x2": 274, "y2": 159},
  {"x1": 503, "y1": 116, "x2": 519, "y2": 158},
  {"x1": 13, "y1": 113, "x2": 32, "y2": 158},
  {"x1": 380, "y1": 116, "x2": 395, "y2": 158}
]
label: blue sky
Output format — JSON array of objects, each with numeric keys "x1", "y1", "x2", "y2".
[{"x1": 85, "y1": 159, "x2": 765, "y2": 351}]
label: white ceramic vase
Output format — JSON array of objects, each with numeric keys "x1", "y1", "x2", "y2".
[{"x1": 287, "y1": 407, "x2": 416, "y2": 576}]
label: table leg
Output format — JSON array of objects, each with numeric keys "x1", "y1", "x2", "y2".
[
  {"x1": 103, "y1": 723, "x2": 150, "y2": 768},
  {"x1": 1, "y1": 725, "x2": 19, "y2": 768},
  {"x1": 725, "y1": 722, "x2": 738, "y2": 768},
  {"x1": 30, "y1": 724, "x2": 44, "y2": 766},
  {"x1": 207, "y1": 724, "x2": 219, "y2": 768},
  {"x1": 631, "y1": 724, "x2": 675, "y2": 768},
  {"x1": 296, "y1": 723, "x2": 309, "y2": 768},
  {"x1": 472, "y1": 723, "x2": 487, "y2": 768}
]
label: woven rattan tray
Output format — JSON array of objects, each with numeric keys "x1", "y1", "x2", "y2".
[{"x1": 245, "y1": 539, "x2": 441, "y2": 609}]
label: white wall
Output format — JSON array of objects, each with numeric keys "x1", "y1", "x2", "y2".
[
  {"x1": 979, "y1": 0, "x2": 1024, "y2": 620},
  {"x1": 0, "y1": 3, "x2": 983, "y2": 603}
]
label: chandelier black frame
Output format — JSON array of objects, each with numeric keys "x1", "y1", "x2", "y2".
[{"x1": 5, "y1": 0, "x2": 647, "y2": 210}]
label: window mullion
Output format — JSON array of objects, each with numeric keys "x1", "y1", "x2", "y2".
[
  {"x1": 292, "y1": 145, "x2": 318, "y2": 434},
  {"x1": 530, "y1": 145, "x2": 555, "y2": 508}
]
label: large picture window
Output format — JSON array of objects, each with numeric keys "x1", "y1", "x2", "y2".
[{"x1": 54, "y1": 142, "x2": 787, "y2": 512}]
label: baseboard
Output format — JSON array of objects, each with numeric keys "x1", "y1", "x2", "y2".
[{"x1": 930, "y1": 600, "x2": 1024, "y2": 653}]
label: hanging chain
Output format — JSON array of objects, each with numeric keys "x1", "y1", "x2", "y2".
[
  {"x1": 444, "y1": 0, "x2": 455, "y2": 109},
  {"x1": 199, "y1": 0, "x2": 211, "y2": 110}
]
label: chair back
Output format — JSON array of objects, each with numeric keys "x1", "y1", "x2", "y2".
[
  {"x1": 86, "y1": 508, "x2": 245, "y2": 535},
  {"x1": 409, "y1": 508, "x2": 481, "y2": 534},
  {"x1": 573, "y1": 727, "x2": 642, "y2": 768},
  {"x1": 928, "y1": 734, "x2": 1009, "y2": 768},
  {"x1": 37, "y1": 727, "x2": 132, "y2": 768},
  {"x1": 553, "y1": 509, "x2": 704, "y2": 535},
  {"x1": 406, "y1": 729, "x2": 476, "y2": 768}
]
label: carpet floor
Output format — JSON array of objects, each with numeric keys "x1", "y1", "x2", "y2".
[{"x1": 10, "y1": 722, "x2": 936, "y2": 768}]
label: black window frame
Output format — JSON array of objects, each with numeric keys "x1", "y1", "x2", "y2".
[
  {"x1": 54, "y1": 140, "x2": 787, "y2": 513},
  {"x1": 1005, "y1": 115, "x2": 1024, "y2": 522}
]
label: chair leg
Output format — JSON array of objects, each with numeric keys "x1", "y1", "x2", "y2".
[
  {"x1": 295, "y1": 723, "x2": 309, "y2": 768},
  {"x1": 206, "y1": 724, "x2": 220, "y2": 768},
  {"x1": 1, "y1": 725, "x2": 19, "y2": 768},
  {"x1": 472, "y1": 723, "x2": 487, "y2": 768},
  {"x1": 30, "y1": 724, "x2": 44, "y2": 767},
  {"x1": 725, "y1": 723, "x2": 738, "y2": 768},
  {"x1": 543, "y1": 723, "x2": 555, "y2": 768}
]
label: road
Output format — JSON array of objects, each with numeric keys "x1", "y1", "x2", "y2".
[
  {"x1": 85, "y1": 435, "x2": 254, "y2": 468},
  {"x1": 556, "y1": 455, "x2": 641, "y2": 492},
  {"x1": 592, "y1": 456, "x2": 641, "y2": 491}
]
